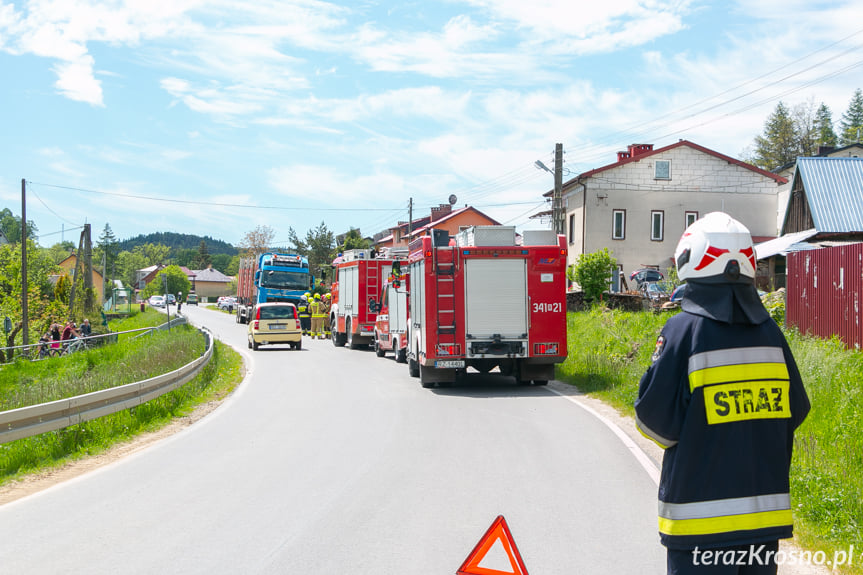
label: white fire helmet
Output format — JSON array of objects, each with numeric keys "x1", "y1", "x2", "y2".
[{"x1": 674, "y1": 212, "x2": 756, "y2": 282}]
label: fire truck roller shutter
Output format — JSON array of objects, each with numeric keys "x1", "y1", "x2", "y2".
[{"x1": 464, "y1": 259, "x2": 528, "y2": 341}]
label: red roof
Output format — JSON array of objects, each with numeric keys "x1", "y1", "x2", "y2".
[{"x1": 408, "y1": 206, "x2": 501, "y2": 239}]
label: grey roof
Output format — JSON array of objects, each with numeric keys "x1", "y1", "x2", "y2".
[
  {"x1": 796, "y1": 157, "x2": 863, "y2": 233},
  {"x1": 755, "y1": 229, "x2": 818, "y2": 259},
  {"x1": 192, "y1": 267, "x2": 233, "y2": 283}
]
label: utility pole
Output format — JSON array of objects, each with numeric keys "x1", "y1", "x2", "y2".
[
  {"x1": 408, "y1": 198, "x2": 413, "y2": 241},
  {"x1": 20, "y1": 179, "x2": 29, "y2": 353},
  {"x1": 553, "y1": 143, "x2": 564, "y2": 236}
]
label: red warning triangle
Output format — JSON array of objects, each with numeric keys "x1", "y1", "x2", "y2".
[{"x1": 457, "y1": 515, "x2": 529, "y2": 575}]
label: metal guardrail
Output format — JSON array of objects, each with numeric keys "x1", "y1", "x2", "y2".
[
  {"x1": 0, "y1": 317, "x2": 190, "y2": 362},
  {"x1": 0, "y1": 326, "x2": 214, "y2": 445}
]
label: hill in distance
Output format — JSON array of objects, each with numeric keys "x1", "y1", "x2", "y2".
[{"x1": 119, "y1": 232, "x2": 238, "y2": 256}]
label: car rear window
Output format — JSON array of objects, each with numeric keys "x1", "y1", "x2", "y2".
[{"x1": 259, "y1": 306, "x2": 296, "y2": 320}]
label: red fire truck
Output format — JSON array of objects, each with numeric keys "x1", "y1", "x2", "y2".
[
  {"x1": 330, "y1": 248, "x2": 407, "y2": 349},
  {"x1": 406, "y1": 226, "x2": 567, "y2": 388},
  {"x1": 372, "y1": 260, "x2": 409, "y2": 363}
]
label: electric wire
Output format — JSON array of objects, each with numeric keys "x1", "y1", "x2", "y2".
[{"x1": 26, "y1": 181, "x2": 403, "y2": 212}]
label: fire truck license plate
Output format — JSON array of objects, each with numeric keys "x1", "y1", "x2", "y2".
[{"x1": 435, "y1": 360, "x2": 465, "y2": 368}]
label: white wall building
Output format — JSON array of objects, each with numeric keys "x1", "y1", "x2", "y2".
[{"x1": 559, "y1": 141, "x2": 786, "y2": 289}]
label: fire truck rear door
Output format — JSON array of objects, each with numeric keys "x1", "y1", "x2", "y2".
[{"x1": 464, "y1": 259, "x2": 527, "y2": 338}]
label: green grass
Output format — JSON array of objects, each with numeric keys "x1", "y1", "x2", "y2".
[
  {"x1": 0, "y1": 311, "x2": 244, "y2": 485},
  {"x1": 0, "y1": 310, "x2": 201, "y2": 410},
  {"x1": 556, "y1": 306, "x2": 670, "y2": 414},
  {"x1": 557, "y1": 307, "x2": 863, "y2": 574}
]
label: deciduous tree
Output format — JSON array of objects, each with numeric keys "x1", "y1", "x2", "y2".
[
  {"x1": 238, "y1": 225, "x2": 275, "y2": 259},
  {"x1": 0, "y1": 208, "x2": 37, "y2": 244}
]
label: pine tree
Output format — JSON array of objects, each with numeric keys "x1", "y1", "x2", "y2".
[
  {"x1": 97, "y1": 223, "x2": 119, "y2": 298},
  {"x1": 839, "y1": 88, "x2": 863, "y2": 145},
  {"x1": 194, "y1": 240, "x2": 211, "y2": 269},
  {"x1": 753, "y1": 102, "x2": 799, "y2": 170},
  {"x1": 814, "y1": 103, "x2": 837, "y2": 149}
]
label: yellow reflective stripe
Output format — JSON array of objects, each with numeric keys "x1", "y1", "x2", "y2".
[
  {"x1": 689, "y1": 363, "x2": 789, "y2": 393},
  {"x1": 635, "y1": 414, "x2": 677, "y2": 449},
  {"x1": 659, "y1": 509, "x2": 793, "y2": 536},
  {"x1": 704, "y1": 381, "x2": 790, "y2": 424}
]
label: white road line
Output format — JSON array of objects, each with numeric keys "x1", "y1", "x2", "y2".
[{"x1": 546, "y1": 387, "x2": 661, "y2": 486}]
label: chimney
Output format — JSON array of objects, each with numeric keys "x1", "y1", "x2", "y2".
[
  {"x1": 628, "y1": 144, "x2": 654, "y2": 157},
  {"x1": 430, "y1": 203, "x2": 452, "y2": 222}
]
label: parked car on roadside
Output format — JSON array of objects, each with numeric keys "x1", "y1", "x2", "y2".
[
  {"x1": 641, "y1": 281, "x2": 672, "y2": 306},
  {"x1": 661, "y1": 284, "x2": 687, "y2": 311},
  {"x1": 165, "y1": 294, "x2": 176, "y2": 305},
  {"x1": 218, "y1": 297, "x2": 237, "y2": 311},
  {"x1": 148, "y1": 295, "x2": 165, "y2": 308},
  {"x1": 186, "y1": 293, "x2": 198, "y2": 306},
  {"x1": 247, "y1": 303, "x2": 302, "y2": 351},
  {"x1": 630, "y1": 268, "x2": 664, "y2": 288}
]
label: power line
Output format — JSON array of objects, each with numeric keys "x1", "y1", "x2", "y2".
[
  {"x1": 564, "y1": 31, "x2": 863, "y2": 169},
  {"x1": 26, "y1": 181, "x2": 402, "y2": 212}
]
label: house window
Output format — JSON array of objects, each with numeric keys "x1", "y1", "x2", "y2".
[
  {"x1": 655, "y1": 160, "x2": 671, "y2": 180},
  {"x1": 651, "y1": 211, "x2": 664, "y2": 241},
  {"x1": 685, "y1": 211, "x2": 698, "y2": 228},
  {"x1": 568, "y1": 214, "x2": 575, "y2": 244},
  {"x1": 612, "y1": 210, "x2": 626, "y2": 240}
]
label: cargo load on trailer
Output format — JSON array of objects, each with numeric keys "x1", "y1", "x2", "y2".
[
  {"x1": 236, "y1": 252, "x2": 313, "y2": 324},
  {"x1": 330, "y1": 248, "x2": 408, "y2": 349},
  {"x1": 406, "y1": 226, "x2": 567, "y2": 388}
]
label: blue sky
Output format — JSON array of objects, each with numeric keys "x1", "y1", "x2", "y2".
[{"x1": 1, "y1": 0, "x2": 862, "y2": 248}]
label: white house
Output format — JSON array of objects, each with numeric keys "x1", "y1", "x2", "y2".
[{"x1": 558, "y1": 141, "x2": 786, "y2": 289}]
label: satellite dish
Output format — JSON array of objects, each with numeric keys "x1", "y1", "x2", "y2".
[{"x1": 448, "y1": 194, "x2": 457, "y2": 205}]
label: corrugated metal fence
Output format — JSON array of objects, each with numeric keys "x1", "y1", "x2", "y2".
[{"x1": 787, "y1": 243, "x2": 863, "y2": 349}]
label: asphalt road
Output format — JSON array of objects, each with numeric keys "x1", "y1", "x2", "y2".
[{"x1": 0, "y1": 304, "x2": 665, "y2": 574}]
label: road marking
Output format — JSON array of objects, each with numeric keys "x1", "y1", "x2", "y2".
[{"x1": 547, "y1": 387, "x2": 660, "y2": 486}]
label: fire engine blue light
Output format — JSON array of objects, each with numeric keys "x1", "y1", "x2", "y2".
[
  {"x1": 522, "y1": 250, "x2": 528, "y2": 254},
  {"x1": 463, "y1": 250, "x2": 470, "y2": 255}
]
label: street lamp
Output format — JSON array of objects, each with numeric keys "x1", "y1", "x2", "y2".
[
  {"x1": 535, "y1": 143, "x2": 564, "y2": 236},
  {"x1": 534, "y1": 160, "x2": 552, "y2": 174}
]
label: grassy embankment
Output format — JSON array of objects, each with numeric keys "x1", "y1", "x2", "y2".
[
  {"x1": 0, "y1": 309, "x2": 243, "y2": 485},
  {"x1": 557, "y1": 307, "x2": 862, "y2": 574}
]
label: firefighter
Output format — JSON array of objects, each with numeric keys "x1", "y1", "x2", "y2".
[
  {"x1": 297, "y1": 294, "x2": 311, "y2": 336},
  {"x1": 321, "y1": 293, "x2": 332, "y2": 339},
  {"x1": 635, "y1": 212, "x2": 810, "y2": 574},
  {"x1": 310, "y1": 293, "x2": 325, "y2": 339}
]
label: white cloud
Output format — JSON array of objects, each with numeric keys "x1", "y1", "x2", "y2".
[
  {"x1": 464, "y1": 0, "x2": 692, "y2": 53},
  {"x1": 267, "y1": 164, "x2": 406, "y2": 205},
  {"x1": 160, "y1": 77, "x2": 265, "y2": 120},
  {"x1": 52, "y1": 55, "x2": 104, "y2": 105},
  {"x1": 161, "y1": 149, "x2": 192, "y2": 162}
]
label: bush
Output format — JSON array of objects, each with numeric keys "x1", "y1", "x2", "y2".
[{"x1": 569, "y1": 248, "x2": 617, "y2": 302}]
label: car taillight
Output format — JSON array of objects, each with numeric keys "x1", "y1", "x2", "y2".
[
  {"x1": 295, "y1": 320, "x2": 301, "y2": 329},
  {"x1": 534, "y1": 343, "x2": 559, "y2": 355},
  {"x1": 253, "y1": 321, "x2": 259, "y2": 329}
]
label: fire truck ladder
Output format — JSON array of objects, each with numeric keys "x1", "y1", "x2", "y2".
[
  {"x1": 434, "y1": 247, "x2": 457, "y2": 341},
  {"x1": 366, "y1": 264, "x2": 380, "y2": 317}
]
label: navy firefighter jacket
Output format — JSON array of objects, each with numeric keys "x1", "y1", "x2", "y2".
[{"x1": 635, "y1": 303, "x2": 810, "y2": 551}]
